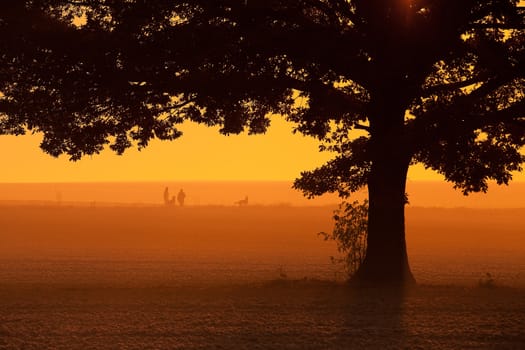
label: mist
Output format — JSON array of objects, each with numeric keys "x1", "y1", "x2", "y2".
[{"x1": 1, "y1": 181, "x2": 524, "y2": 348}]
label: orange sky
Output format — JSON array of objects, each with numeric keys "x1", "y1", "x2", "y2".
[
  {"x1": 0, "y1": 117, "x2": 332, "y2": 182},
  {"x1": 2, "y1": 2, "x2": 525, "y2": 184},
  {"x1": 0, "y1": 116, "x2": 524, "y2": 183}
]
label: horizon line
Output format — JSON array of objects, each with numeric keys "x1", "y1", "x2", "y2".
[{"x1": 0, "y1": 179, "x2": 524, "y2": 184}]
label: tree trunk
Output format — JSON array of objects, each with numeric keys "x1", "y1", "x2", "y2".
[
  {"x1": 353, "y1": 152, "x2": 415, "y2": 285},
  {"x1": 352, "y1": 94, "x2": 415, "y2": 286}
]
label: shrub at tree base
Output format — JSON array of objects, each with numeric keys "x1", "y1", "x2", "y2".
[{"x1": 320, "y1": 200, "x2": 368, "y2": 280}]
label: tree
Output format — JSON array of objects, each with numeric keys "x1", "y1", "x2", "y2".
[{"x1": 1, "y1": 1, "x2": 525, "y2": 284}]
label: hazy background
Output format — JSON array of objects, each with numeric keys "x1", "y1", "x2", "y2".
[
  {"x1": 0, "y1": 180, "x2": 524, "y2": 207},
  {"x1": 1, "y1": 181, "x2": 524, "y2": 288}
]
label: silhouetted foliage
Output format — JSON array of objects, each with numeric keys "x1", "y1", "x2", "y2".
[
  {"x1": 2, "y1": 1, "x2": 525, "y2": 284},
  {"x1": 320, "y1": 200, "x2": 368, "y2": 279}
]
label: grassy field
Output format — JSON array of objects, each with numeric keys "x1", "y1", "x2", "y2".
[{"x1": 0, "y1": 204, "x2": 524, "y2": 349}]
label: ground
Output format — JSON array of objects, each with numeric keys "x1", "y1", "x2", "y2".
[
  {"x1": 1, "y1": 281, "x2": 524, "y2": 349},
  {"x1": 0, "y1": 205, "x2": 524, "y2": 349}
]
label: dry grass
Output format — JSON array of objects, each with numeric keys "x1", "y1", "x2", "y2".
[{"x1": 0, "y1": 204, "x2": 524, "y2": 349}]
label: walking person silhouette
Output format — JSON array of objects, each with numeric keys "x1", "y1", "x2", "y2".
[{"x1": 177, "y1": 188, "x2": 186, "y2": 206}]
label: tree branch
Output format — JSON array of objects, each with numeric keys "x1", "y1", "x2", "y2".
[
  {"x1": 421, "y1": 76, "x2": 486, "y2": 97},
  {"x1": 154, "y1": 97, "x2": 197, "y2": 114},
  {"x1": 354, "y1": 123, "x2": 370, "y2": 131}
]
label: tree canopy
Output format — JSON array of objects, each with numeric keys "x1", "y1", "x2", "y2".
[{"x1": 1, "y1": 1, "x2": 523, "y2": 192}]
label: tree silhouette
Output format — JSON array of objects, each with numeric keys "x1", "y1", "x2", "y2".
[{"x1": 1, "y1": 1, "x2": 525, "y2": 284}]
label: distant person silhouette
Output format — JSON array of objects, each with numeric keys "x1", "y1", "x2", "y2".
[
  {"x1": 164, "y1": 187, "x2": 175, "y2": 206},
  {"x1": 177, "y1": 188, "x2": 186, "y2": 206},
  {"x1": 163, "y1": 187, "x2": 170, "y2": 205},
  {"x1": 235, "y1": 196, "x2": 248, "y2": 206}
]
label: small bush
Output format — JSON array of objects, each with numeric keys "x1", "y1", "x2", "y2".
[{"x1": 319, "y1": 200, "x2": 368, "y2": 279}]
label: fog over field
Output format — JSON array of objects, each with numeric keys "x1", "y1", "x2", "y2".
[
  {"x1": 1, "y1": 182, "x2": 524, "y2": 349},
  {"x1": 2, "y1": 180, "x2": 525, "y2": 207}
]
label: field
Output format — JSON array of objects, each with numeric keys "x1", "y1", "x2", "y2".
[{"x1": 1, "y1": 204, "x2": 524, "y2": 349}]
